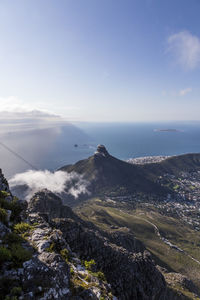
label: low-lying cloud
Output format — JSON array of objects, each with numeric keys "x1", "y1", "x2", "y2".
[{"x1": 9, "y1": 170, "x2": 90, "y2": 200}]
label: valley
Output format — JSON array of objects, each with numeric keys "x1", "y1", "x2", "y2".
[{"x1": 75, "y1": 196, "x2": 200, "y2": 296}]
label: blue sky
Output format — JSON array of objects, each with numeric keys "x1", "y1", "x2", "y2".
[{"x1": 0, "y1": 0, "x2": 200, "y2": 122}]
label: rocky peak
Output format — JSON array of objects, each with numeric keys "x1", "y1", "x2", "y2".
[
  {"x1": 28, "y1": 189, "x2": 77, "y2": 222},
  {"x1": 0, "y1": 168, "x2": 10, "y2": 193},
  {"x1": 94, "y1": 144, "x2": 110, "y2": 157}
]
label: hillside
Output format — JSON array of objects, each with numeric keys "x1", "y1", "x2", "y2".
[
  {"x1": 60, "y1": 145, "x2": 168, "y2": 197},
  {"x1": 60, "y1": 145, "x2": 200, "y2": 199},
  {"x1": 142, "y1": 153, "x2": 200, "y2": 177},
  {"x1": 0, "y1": 169, "x2": 170, "y2": 300},
  {"x1": 1, "y1": 158, "x2": 200, "y2": 298}
]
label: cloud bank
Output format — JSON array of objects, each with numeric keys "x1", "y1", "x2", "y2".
[
  {"x1": 0, "y1": 96, "x2": 70, "y2": 134},
  {"x1": 9, "y1": 170, "x2": 90, "y2": 200},
  {"x1": 167, "y1": 31, "x2": 200, "y2": 70}
]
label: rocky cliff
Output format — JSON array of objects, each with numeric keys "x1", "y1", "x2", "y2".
[{"x1": 0, "y1": 169, "x2": 198, "y2": 299}]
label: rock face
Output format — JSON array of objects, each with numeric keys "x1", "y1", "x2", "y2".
[
  {"x1": 0, "y1": 169, "x2": 10, "y2": 193},
  {"x1": 28, "y1": 190, "x2": 167, "y2": 300},
  {"x1": 1, "y1": 171, "x2": 197, "y2": 300},
  {"x1": 95, "y1": 145, "x2": 110, "y2": 157},
  {"x1": 28, "y1": 189, "x2": 77, "y2": 222}
]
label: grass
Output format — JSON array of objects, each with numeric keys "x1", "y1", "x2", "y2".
[{"x1": 76, "y1": 198, "x2": 200, "y2": 289}]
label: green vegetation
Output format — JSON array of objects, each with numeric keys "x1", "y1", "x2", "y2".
[
  {"x1": 14, "y1": 222, "x2": 33, "y2": 234},
  {"x1": 60, "y1": 248, "x2": 70, "y2": 262},
  {"x1": 4, "y1": 232, "x2": 24, "y2": 245},
  {"x1": 46, "y1": 242, "x2": 56, "y2": 253},
  {"x1": 0, "y1": 193, "x2": 22, "y2": 222},
  {"x1": 76, "y1": 198, "x2": 200, "y2": 289},
  {"x1": 10, "y1": 286, "x2": 22, "y2": 297},
  {"x1": 0, "y1": 191, "x2": 10, "y2": 198},
  {"x1": 84, "y1": 259, "x2": 95, "y2": 271},
  {"x1": 0, "y1": 241, "x2": 32, "y2": 268},
  {"x1": 70, "y1": 267, "x2": 75, "y2": 275},
  {"x1": 10, "y1": 244, "x2": 32, "y2": 268},
  {"x1": 0, "y1": 207, "x2": 8, "y2": 223},
  {"x1": 0, "y1": 246, "x2": 12, "y2": 265},
  {"x1": 96, "y1": 271, "x2": 106, "y2": 281},
  {"x1": 173, "y1": 184, "x2": 179, "y2": 190},
  {"x1": 0, "y1": 228, "x2": 32, "y2": 268}
]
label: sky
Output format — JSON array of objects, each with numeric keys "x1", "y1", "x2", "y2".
[{"x1": 0, "y1": 0, "x2": 200, "y2": 122}]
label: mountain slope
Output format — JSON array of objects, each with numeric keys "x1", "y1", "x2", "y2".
[
  {"x1": 142, "y1": 153, "x2": 200, "y2": 177},
  {"x1": 60, "y1": 146, "x2": 200, "y2": 199},
  {"x1": 60, "y1": 145, "x2": 168, "y2": 196}
]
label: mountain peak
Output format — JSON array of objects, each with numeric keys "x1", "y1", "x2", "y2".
[{"x1": 95, "y1": 144, "x2": 109, "y2": 157}]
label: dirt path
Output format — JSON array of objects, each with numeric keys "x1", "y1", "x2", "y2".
[{"x1": 135, "y1": 214, "x2": 200, "y2": 266}]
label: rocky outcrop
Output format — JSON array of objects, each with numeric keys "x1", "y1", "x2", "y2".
[
  {"x1": 0, "y1": 169, "x2": 10, "y2": 193},
  {"x1": 94, "y1": 145, "x2": 110, "y2": 157},
  {"x1": 1, "y1": 171, "x2": 196, "y2": 300},
  {"x1": 28, "y1": 190, "x2": 167, "y2": 300},
  {"x1": 28, "y1": 189, "x2": 78, "y2": 222}
]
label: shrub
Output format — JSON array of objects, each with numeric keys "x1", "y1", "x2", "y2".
[
  {"x1": 70, "y1": 267, "x2": 74, "y2": 275},
  {"x1": 0, "y1": 197, "x2": 10, "y2": 209},
  {"x1": 96, "y1": 271, "x2": 106, "y2": 281},
  {"x1": 0, "y1": 191, "x2": 10, "y2": 198},
  {"x1": 14, "y1": 222, "x2": 32, "y2": 234},
  {"x1": 10, "y1": 199, "x2": 22, "y2": 222},
  {"x1": 60, "y1": 248, "x2": 69, "y2": 262},
  {"x1": 3, "y1": 232, "x2": 23, "y2": 245},
  {"x1": 0, "y1": 207, "x2": 8, "y2": 223},
  {"x1": 11, "y1": 286, "x2": 22, "y2": 296},
  {"x1": 5, "y1": 296, "x2": 18, "y2": 300},
  {"x1": 46, "y1": 242, "x2": 55, "y2": 253},
  {"x1": 0, "y1": 246, "x2": 11, "y2": 264},
  {"x1": 10, "y1": 244, "x2": 32, "y2": 268},
  {"x1": 0, "y1": 277, "x2": 19, "y2": 300},
  {"x1": 84, "y1": 259, "x2": 96, "y2": 271},
  {"x1": 0, "y1": 196, "x2": 22, "y2": 222}
]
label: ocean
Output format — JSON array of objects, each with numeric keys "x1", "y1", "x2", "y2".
[
  {"x1": 1, "y1": 121, "x2": 200, "y2": 177},
  {"x1": 77, "y1": 121, "x2": 200, "y2": 159}
]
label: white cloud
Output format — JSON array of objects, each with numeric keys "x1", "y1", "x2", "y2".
[
  {"x1": 9, "y1": 170, "x2": 90, "y2": 200},
  {"x1": 167, "y1": 31, "x2": 200, "y2": 70},
  {"x1": 179, "y1": 88, "x2": 192, "y2": 96},
  {"x1": 0, "y1": 96, "x2": 59, "y2": 118}
]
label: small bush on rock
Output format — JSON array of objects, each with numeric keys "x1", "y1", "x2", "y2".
[
  {"x1": 0, "y1": 246, "x2": 11, "y2": 264},
  {"x1": 10, "y1": 199, "x2": 22, "y2": 222},
  {"x1": 0, "y1": 207, "x2": 8, "y2": 223},
  {"x1": 11, "y1": 286, "x2": 22, "y2": 296},
  {"x1": 84, "y1": 259, "x2": 96, "y2": 271},
  {"x1": 3, "y1": 232, "x2": 23, "y2": 245},
  {"x1": 10, "y1": 244, "x2": 32, "y2": 268},
  {"x1": 60, "y1": 248, "x2": 69, "y2": 262},
  {"x1": 97, "y1": 271, "x2": 106, "y2": 281},
  {"x1": 46, "y1": 242, "x2": 56, "y2": 253},
  {"x1": 14, "y1": 222, "x2": 32, "y2": 234}
]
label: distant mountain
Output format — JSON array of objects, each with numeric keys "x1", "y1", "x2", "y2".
[
  {"x1": 60, "y1": 145, "x2": 168, "y2": 197},
  {"x1": 143, "y1": 152, "x2": 200, "y2": 177},
  {"x1": 60, "y1": 145, "x2": 200, "y2": 199}
]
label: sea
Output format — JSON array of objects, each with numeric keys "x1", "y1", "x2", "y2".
[{"x1": 1, "y1": 121, "x2": 200, "y2": 178}]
